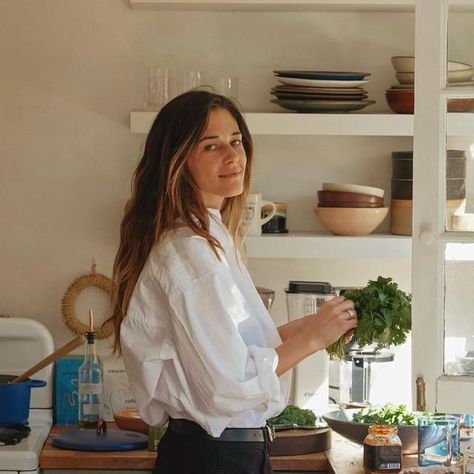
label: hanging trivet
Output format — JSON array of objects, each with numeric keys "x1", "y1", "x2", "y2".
[{"x1": 61, "y1": 261, "x2": 114, "y2": 339}]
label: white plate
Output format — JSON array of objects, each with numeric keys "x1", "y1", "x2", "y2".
[
  {"x1": 277, "y1": 76, "x2": 369, "y2": 88},
  {"x1": 322, "y1": 182, "x2": 384, "y2": 198}
]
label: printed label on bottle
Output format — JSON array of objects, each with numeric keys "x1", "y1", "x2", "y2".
[
  {"x1": 83, "y1": 404, "x2": 101, "y2": 415},
  {"x1": 79, "y1": 383, "x2": 102, "y2": 395},
  {"x1": 364, "y1": 444, "x2": 401, "y2": 470}
]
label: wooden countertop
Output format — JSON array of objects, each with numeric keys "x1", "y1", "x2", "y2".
[
  {"x1": 40, "y1": 424, "x2": 329, "y2": 471},
  {"x1": 39, "y1": 425, "x2": 464, "y2": 473}
]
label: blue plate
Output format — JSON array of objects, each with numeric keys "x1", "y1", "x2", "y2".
[
  {"x1": 274, "y1": 70, "x2": 371, "y2": 81},
  {"x1": 52, "y1": 428, "x2": 148, "y2": 451}
]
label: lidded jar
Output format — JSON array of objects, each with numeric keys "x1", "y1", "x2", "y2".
[{"x1": 363, "y1": 425, "x2": 402, "y2": 473}]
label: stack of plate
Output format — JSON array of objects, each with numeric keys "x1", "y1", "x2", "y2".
[{"x1": 271, "y1": 70, "x2": 375, "y2": 113}]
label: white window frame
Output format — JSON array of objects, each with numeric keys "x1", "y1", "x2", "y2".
[{"x1": 412, "y1": 0, "x2": 474, "y2": 413}]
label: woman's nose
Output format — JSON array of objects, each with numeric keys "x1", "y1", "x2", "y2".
[{"x1": 223, "y1": 145, "x2": 239, "y2": 164}]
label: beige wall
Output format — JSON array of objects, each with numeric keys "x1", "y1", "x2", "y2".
[{"x1": 1, "y1": 1, "x2": 473, "y2": 401}]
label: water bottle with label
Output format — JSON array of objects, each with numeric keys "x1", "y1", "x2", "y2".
[{"x1": 78, "y1": 329, "x2": 103, "y2": 428}]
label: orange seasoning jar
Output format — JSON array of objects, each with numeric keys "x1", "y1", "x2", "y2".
[{"x1": 363, "y1": 425, "x2": 402, "y2": 473}]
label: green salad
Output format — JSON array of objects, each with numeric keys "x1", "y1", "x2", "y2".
[
  {"x1": 267, "y1": 404, "x2": 317, "y2": 427},
  {"x1": 352, "y1": 403, "x2": 430, "y2": 425}
]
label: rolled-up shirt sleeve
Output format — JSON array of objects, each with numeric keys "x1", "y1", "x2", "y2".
[{"x1": 168, "y1": 270, "x2": 282, "y2": 434}]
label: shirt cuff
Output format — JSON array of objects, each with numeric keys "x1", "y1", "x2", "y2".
[{"x1": 248, "y1": 345, "x2": 281, "y2": 405}]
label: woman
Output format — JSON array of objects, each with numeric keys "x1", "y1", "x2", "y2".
[{"x1": 109, "y1": 90, "x2": 357, "y2": 474}]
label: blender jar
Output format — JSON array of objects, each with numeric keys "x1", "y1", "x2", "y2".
[{"x1": 285, "y1": 281, "x2": 336, "y2": 320}]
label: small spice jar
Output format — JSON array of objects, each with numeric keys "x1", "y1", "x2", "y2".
[
  {"x1": 262, "y1": 202, "x2": 288, "y2": 234},
  {"x1": 363, "y1": 425, "x2": 402, "y2": 473}
]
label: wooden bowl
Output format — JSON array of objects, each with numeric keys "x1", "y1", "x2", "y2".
[
  {"x1": 318, "y1": 190, "x2": 384, "y2": 205},
  {"x1": 114, "y1": 408, "x2": 150, "y2": 435},
  {"x1": 314, "y1": 207, "x2": 388, "y2": 236},
  {"x1": 386, "y1": 89, "x2": 414, "y2": 114}
]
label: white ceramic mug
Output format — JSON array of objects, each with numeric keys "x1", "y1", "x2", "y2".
[{"x1": 244, "y1": 194, "x2": 277, "y2": 236}]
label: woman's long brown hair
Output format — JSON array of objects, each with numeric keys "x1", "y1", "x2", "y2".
[{"x1": 107, "y1": 90, "x2": 253, "y2": 354}]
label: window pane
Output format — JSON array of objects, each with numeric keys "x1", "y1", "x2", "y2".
[{"x1": 445, "y1": 243, "x2": 474, "y2": 375}]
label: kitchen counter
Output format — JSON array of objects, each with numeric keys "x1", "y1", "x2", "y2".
[
  {"x1": 40, "y1": 426, "x2": 464, "y2": 473},
  {"x1": 40, "y1": 425, "x2": 328, "y2": 471}
]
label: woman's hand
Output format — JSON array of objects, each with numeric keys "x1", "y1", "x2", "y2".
[
  {"x1": 275, "y1": 295, "x2": 357, "y2": 376},
  {"x1": 303, "y1": 296, "x2": 358, "y2": 353}
]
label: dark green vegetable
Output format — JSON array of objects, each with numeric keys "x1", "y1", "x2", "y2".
[
  {"x1": 352, "y1": 403, "x2": 417, "y2": 425},
  {"x1": 267, "y1": 404, "x2": 317, "y2": 427},
  {"x1": 327, "y1": 276, "x2": 412, "y2": 360}
]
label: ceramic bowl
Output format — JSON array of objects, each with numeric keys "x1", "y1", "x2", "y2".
[
  {"x1": 322, "y1": 408, "x2": 418, "y2": 454},
  {"x1": 313, "y1": 207, "x2": 388, "y2": 236},
  {"x1": 114, "y1": 408, "x2": 150, "y2": 434},
  {"x1": 321, "y1": 182, "x2": 384, "y2": 198},
  {"x1": 317, "y1": 190, "x2": 384, "y2": 205},
  {"x1": 386, "y1": 89, "x2": 414, "y2": 114},
  {"x1": 395, "y1": 72, "x2": 414, "y2": 85},
  {"x1": 391, "y1": 56, "x2": 472, "y2": 73}
]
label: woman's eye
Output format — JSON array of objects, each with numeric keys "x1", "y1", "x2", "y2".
[
  {"x1": 204, "y1": 144, "x2": 217, "y2": 151},
  {"x1": 231, "y1": 139, "x2": 242, "y2": 147}
]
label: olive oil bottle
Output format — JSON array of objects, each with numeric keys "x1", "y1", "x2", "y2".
[{"x1": 78, "y1": 310, "x2": 103, "y2": 429}]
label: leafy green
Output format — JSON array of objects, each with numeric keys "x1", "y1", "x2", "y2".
[
  {"x1": 352, "y1": 403, "x2": 418, "y2": 425},
  {"x1": 327, "y1": 276, "x2": 412, "y2": 360},
  {"x1": 267, "y1": 404, "x2": 317, "y2": 427}
]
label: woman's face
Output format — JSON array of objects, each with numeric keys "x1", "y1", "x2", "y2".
[{"x1": 187, "y1": 107, "x2": 247, "y2": 209}]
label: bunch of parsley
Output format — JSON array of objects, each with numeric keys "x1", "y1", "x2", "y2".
[{"x1": 327, "y1": 276, "x2": 412, "y2": 360}]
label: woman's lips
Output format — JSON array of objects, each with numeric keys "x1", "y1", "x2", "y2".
[{"x1": 219, "y1": 171, "x2": 242, "y2": 178}]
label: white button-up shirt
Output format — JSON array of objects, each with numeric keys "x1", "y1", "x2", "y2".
[{"x1": 120, "y1": 209, "x2": 290, "y2": 437}]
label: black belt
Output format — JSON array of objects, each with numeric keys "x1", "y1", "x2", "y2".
[{"x1": 168, "y1": 418, "x2": 274, "y2": 443}]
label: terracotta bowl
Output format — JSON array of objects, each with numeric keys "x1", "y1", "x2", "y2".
[
  {"x1": 318, "y1": 190, "x2": 384, "y2": 205},
  {"x1": 313, "y1": 207, "x2": 388, "y2": 236},
  {"x1": 114, "y1": 408, "x2": 150, "y2": 434},
  {"x1": 386, "y1": 89, "x2": 414, "y2": 114},
  {"x1": 447, "y1": 98, "x2": 474, "y2": 113}
]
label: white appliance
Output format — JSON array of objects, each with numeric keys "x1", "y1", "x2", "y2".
[{"x1": 0, "y1": 317, "x2": 54, "y2": 473}]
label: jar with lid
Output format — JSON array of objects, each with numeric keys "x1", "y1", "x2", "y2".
[
  {"x1": 262, "y1": 202, "x2": 288, "y2": 234},
  {"x1": 363, "y1": 425, "x2": 402, "y2": 473}
]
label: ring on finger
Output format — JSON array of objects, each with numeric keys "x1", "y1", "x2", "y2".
[{"x1": 346, "y1": 309, "x2": 355, "y2": 319}]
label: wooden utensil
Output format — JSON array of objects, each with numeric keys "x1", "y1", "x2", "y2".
[{"x1": 11, "y1": 335, "x2": 84, "y2": 383}]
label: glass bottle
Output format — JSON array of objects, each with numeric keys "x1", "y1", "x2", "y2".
[
  {"x1": 363, "y1": 424, "x2": 402, "y2": 473},
  {"x1": 78, "y1": 331, "x2": 103, "y2": 429}
]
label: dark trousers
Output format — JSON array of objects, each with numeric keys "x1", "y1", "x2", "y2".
[{"x1": 154, "y1": 421, "x2": 273, "y2": 474}]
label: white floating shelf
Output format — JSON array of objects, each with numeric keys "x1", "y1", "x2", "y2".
[
  {"x1": 245, "y1": 232, "x2": 412, "y2": 259},
  {"x1": 129, "y1": 0, "x2": 474, "y2": 11},
  {"x1": 131, "y1": 111, "x2": 414, "y2": 136},
  {"x1": 130, "y1": 0, "x2": 414, "y2": 11},
  {"x1": 130, "y1": 110, "x2": 474, "y2": 136}
]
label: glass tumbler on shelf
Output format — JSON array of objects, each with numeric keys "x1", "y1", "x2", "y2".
[{"x1": 146, "y1": 67, "x2": 170, "y2": 109}]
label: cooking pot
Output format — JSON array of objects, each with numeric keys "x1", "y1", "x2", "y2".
[{"x1": 0, "y1": 374, "x2": 47, "y2": 426}]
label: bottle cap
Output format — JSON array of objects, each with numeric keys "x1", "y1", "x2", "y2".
[{"x1": 84, "y1": 331, "x2": 97, "y2": 343}]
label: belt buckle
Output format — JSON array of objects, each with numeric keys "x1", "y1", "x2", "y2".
[{"x1": 265, "y1": 425, "x2": 275, "y2": 443}]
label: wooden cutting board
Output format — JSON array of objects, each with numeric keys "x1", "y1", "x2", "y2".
[{"x1": 269, "y1": 428, "x2": 331, "y2": 456}]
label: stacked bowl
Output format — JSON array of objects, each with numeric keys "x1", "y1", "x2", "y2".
[
  {"x1": 271, "y1": 70, "x2": 375, "y2": 113},
  {"x1": 386, "y1": 56, "x2": 474, "y2": 114},
  {"x1": 314, "y1": 183, "x2": 388, "y2": 235},
  {"x1": 390, "y1": 150, "x2": 466, "y2": 235}
]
